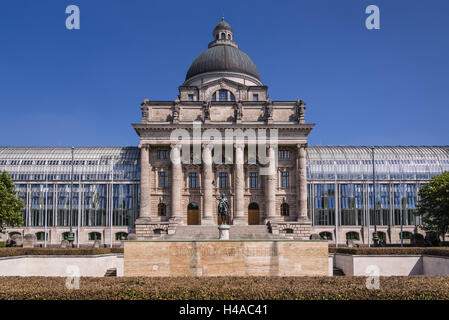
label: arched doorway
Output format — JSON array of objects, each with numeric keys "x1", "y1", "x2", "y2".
[
  {"x1": 248, "y1": 203, "x2": 260, "y2": 225},
  {"x1": 187, "y1": 202, "x2": 200, "y2": 225}
]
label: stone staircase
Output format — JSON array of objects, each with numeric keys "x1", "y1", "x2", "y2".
[
  {"x1": 333, "y1": 267, "x2": 345, "y2": 276},
  {"x1": 159, "y1": 225, "x2": 276, "y2": 240},
  {"x1": 104, "y1": 268, "x2": 117, "y2": 277}
]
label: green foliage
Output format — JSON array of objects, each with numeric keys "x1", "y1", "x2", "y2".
[
  {"x1": 0, "y1": 276, "x2": 449, "y2": 300},
  {"x1": 0, "y1": 171, "x2": 24, "y2": 229},
  {"x1": 417, "y1": 171, "x2": 449, "y2": 238}
]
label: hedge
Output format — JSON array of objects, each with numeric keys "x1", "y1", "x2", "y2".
[
  {"x1": 0, "y1": 276, "x2": 448, "y2": 300},
  {"x1": 2, "y1": 246, "x2": 449, "y2": 257},
  {"x1": 329, "y1": 247, "x2": 449, "y2": 257},
  {"x1": 0, "y1": 248, "x2": 123, "y2": 257}
]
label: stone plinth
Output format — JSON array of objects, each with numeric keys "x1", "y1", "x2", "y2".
[
  {"x1": 124, "y1": 240, "x2": 328, "y2": 277},
  {"x1": 218, "y1": 224, "x2": 230, "y2": 240}
]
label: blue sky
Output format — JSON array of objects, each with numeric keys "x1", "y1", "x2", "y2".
[{"x1": 0, "y1": 0, "x2": 448, "y2": 147}]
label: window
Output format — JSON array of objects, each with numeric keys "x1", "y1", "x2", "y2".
[
  {"x1": 158, "y1": 203, "x2": 167, "y2": 216},
  {"x1": 219, "y1": 90, "x2": 228, "y2": 101},
  {"x1": 253, "y1": 94, "x2": 259, "y2": 101},
  {"x1": 249, "y1": 172, "x2": 258, "y2": 189},
  {"x1": 374, "y1": 231, "x2": 386, "y2": 240},
  {"x1": 36, "y1": 232, "x2": 47, "y2": 241},
  {"x1": 278, "y1": 150, "x2": 290, "y2": 160},
  {"x1": 115, "y1": 232, "x2": 128, "y2": 240},
  {"x1": 189, "y1": 172, "x2": 199, "y2": 189},
  {"x1": 280, "y1": 171, "x2": 289, "y2": 188},
  {"x1": 221, "y1": 33, "x2": 225, "y2": 40},
  {"x1": 212, "y1": 90, "x2": 235, "y2": 102},
  {"x1": 400, "y1": 231, "x2": 412, "y2": 239},
  {"x1": 88, "y1": 232, "x2": 101, "y2": 241},
  {"x1": 158, "y1": 172, "x2": 168, "y2": 188},
  {"x1": 346, "y1": 232, "x2": 360, "y2": 240},
  {"x1": 188, "y1": 94, "x2": 194, "y2": 101},
  {"x1": 219, "y1": 172, "x2": 229, "y2": 189},
  {"x1": 157, "y1": 150, "x2": 168, "y2": 159},
  {"x1": 281, "y1": 203, "x2": 289, "y2": 216},
  {"x1": 319, "y1": 231, "x2": 333, "y2": 240}
]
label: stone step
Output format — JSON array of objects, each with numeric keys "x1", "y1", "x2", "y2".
[
  {"x1": 160, "y1": 225, "x2": 274, "y2": 240},
  {"x1": 104, "y1": 268, "x2": 117, "y2": 277},
  {"x1": 333, "y1": 267, "x2": 345, "y2": 276}
]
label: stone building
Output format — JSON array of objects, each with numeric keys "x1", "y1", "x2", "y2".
[
  {"x1": 1, "y1": 19, "x2": 449, "y2": 246},
  {"x1": 134, "y1": 19, "x2": 313, "y2": 239}
]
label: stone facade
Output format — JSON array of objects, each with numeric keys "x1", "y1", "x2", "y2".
[
  {"x1": 124, "y1": 240, "x2": 329, "y2": 277},
  {"x1": 133, "y1": 20, "x2": 314, "y2": 240}
]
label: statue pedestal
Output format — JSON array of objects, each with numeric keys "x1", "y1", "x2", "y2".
[{"x1": 218, "y1": 224, "x2": 230, "y2": 240}]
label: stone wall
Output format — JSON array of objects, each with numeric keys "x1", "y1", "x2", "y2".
[
  {"x1": 124, "y1": 240, "x2": 328, "y2": 277},
  {"x1": 0, "y1": 254, "x2": 123, "y2": 277}
]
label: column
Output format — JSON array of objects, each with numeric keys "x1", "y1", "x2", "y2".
[
  {"x1": 138, "y1": 144, "x2": 151, "y2": 222},
  {"x1": 265, "y1": 145, "x2": 277, "y2": 220},
  {"x1": 201, "y1": 144, "x2": 214, "y2": 225},
  {"x1": 233, "y1": 143, "x2": 246, "y2": 225},
  {"x1": 170, "y1": 144, "x2": 183, "y2": 223},
  {"x1": 297, "y1": 144, "x2": 309, "y2": 221}
]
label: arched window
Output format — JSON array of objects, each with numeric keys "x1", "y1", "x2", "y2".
[
  {"x1": 62, "y1": 232, "x2": 71, "y2": 240},
  {"x1": 212, "y1": 90, "x2": 235, "y2": 102},
  {"x1": 115, "y1": 232, "x2": 128, "y2": 240},
  {"x1": 219, "y1": 89, "x2": 228, "y2": 101},
  {"x1": 280, "y1": 203, "x2": 289, "y2": 216},
  {"x1": 374, "y1": 231, "x2": 386, "y2": 240},
  {"x1": 221, "y1": 33, "x2": 225, "y2": 40},
  {"x1": 9, "y1": 232, "x2": 21, "y2": 239},
  {"x1": 320, "y1": 231, "x2": 333, "y2": 240},
  {"x1": 36, "y1": 232, "x2": 47, "y2": 241},
  {"x1": 400, "y1": 231, "x2": 412, "y2": 239},
  {"x1": 158, "y1": 203, "x2": 167, "y2": 216},
  {"x1": 346, "y1": 232, "x2": 359, "y2": 240},
  {"x1": 227, "y1": 34, "x2": 231, "y2": 40},
  {"x1": 88, "y1": 232, "x2": 101, "y2": 241},
  {"x1": 216, "y1": 34, "x2": 219, "y2": 40}
]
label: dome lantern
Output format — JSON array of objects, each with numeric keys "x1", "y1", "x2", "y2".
[
  {"x1": 212, "y1": 16, "x2": 233, "y2": 42},
  {"x1": 184, "y1": 18, "x2": 262, "y2": 85}
]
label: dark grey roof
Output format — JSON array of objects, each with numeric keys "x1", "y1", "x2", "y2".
[
  {"x1": 213, "y1": 21, "x2": 233, "y2": 33},
  {"x1": 185, "y1": 45, "x2": 261, "y2": 81}
]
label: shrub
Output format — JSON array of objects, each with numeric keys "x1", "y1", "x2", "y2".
[
  {"x1": 0, "y1": 242, "x2": 5, "y2": 248},
  {"x1": 0, "y1": 276, "x2": 448, "y2": 300},
  {"x1": 329, "y1": 247, "x2": 449, "y2": 257},
  {"x1": 0, "y1": 248, "x2": 123, "y2": 257}
]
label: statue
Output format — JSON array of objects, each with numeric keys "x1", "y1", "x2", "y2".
[
  {"x1": 141, "y1": 99, "x2": 150, "y2": 121},
  {"x1": 234, "y1": 100, "x2": 243, "y2": 121},
  {"x1": 215, "y1": 193, "x2": 230, "y2": 225},
  {"x1": 296, "y1": 98, "x2": 306, "y2": 123},
  {"x1": 202, "y1": 101, "x2": 211, "y2": 121},
  {"x1": 265, "y1": 98, "x2": 273, "y2": 121},
  {"x1": 173, "y1": 98, "x2": 180, "y2": 122}
]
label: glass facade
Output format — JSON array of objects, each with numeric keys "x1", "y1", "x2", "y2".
[
  {"x1": 1, "y1": 147, "x2": 139, "y2": 228},
  {"x1": 1, "y1": 146, "x2": 448, "y2": 229},
  {"x1": 307, "y1": 146, "x2": 449, "y2": 227}
]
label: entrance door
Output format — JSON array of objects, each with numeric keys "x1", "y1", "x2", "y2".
[
  {"x1": 187, "y1": 202, "x2": 200, "y2": 225},
  {"x1": 248, "y1": 203, "x2": 260, "y2": 225}
]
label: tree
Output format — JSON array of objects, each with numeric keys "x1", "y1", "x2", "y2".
[
  {"x1": 417, "y1": 171, "x2": 449, "y2": 240},
  {"x1": 0, "y1": 171, "x2": 24, "y2": 232}
]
